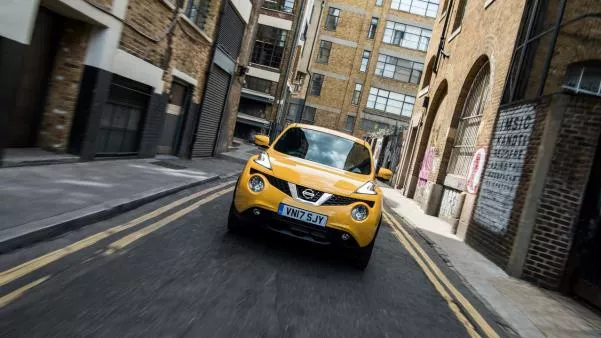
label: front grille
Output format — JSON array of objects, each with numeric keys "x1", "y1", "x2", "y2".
[
  {"x1": 251, "y1": 168, "x2": 290, "y2": 195},
  {"x1": 296, "y1": 184, "x2": 324, "y2": 203},
  {"x1": 323, "y1": 195, "x2": 375, "y2": 208},
  {"x1": 249, "y1": 168, "x2": 374, "y2": 207}
]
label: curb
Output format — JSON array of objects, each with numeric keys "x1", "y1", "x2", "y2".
[{"x1": 0, "y1": 175, "x2": 220, "y2": 254}]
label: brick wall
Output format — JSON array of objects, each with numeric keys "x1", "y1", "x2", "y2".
[
  {"x1": 38, "y1": 18, "x2": 90, "y2": 151},
  {"x1": 522, "y1": 95, "x2": 601, "y2": 289}
]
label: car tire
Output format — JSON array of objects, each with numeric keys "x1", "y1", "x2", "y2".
[
  {"x1": 227, "y1": 203, "x2": 242, "y2": 232},
  {"x1": 352, "y1": 217, "x2": 381, "y2": 270}
]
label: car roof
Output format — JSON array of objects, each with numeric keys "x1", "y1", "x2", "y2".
[{"x1": 290, "y1": 123, "x2": 368, "y2": 147}]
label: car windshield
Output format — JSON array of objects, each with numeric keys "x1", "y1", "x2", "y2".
[{"x1": 273, "y1": 127, "x2": 372, "y2": 175}]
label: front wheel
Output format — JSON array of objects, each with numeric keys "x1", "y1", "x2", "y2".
[
  {"x1": 353, "y1": 240, "x2": 374, "y2": 270},
  {"x1": 227, "y1": 203, "x2": 242, "y2": 232}
]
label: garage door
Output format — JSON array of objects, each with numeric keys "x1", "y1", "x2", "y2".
[{"x1": 192, "y1": 65, "x2": 231, "y2": 157}]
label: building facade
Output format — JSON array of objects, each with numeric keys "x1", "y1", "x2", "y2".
[
  {"x1": 284, "y1": 0, "x2": 435, "y2": 139},
  {"x1": 0, "y1": 0, "x2": 252, "y2": 163},
  {"x1": 231, "y1": 0, "x2": 305, "y2": 142},
  {"x1": 395, "y1": 0, "x2": 601, "y2": 307}
]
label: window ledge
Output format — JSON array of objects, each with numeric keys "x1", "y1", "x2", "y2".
[
  {"x1": 448, "y1": 27, "x2": 461, "y2": 43},
  {"x1": 179, "y1": 14, "x2": 213, "y2": 44},
  {"x1": 418, "y1": 85, "x2": 429, "y2": 98},
  {"x1": 261, "y1": 7, "x2": 295, "y2": 16},
  {"x1": 249, "y1": 63, "x2": 282, "y2": 73},
  {"x1": 160, "y1": 0, "x2": 176, "y2": 11},
  {"x1": 484, "y1": 0, "x2": 496, "y2": 9},
  {"x1": 439, "y1": 11, "x2": 447, "y2": 22}
]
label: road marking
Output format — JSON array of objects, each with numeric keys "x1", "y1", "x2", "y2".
[
  {"x1": 0, "y1": 276, "x2": 50, "y2": 309},
  {"x1": 382, "y1": 213, "x2": 480, "y2": 338},
  {"x1": 383, "y1": 211, "x2": 500, "y2": 338},
  {"x1": 105, "y1": 186, "x2": 235, "y2": 254},
  {"x1": 0, "y1": 180, "x2": 236, "y2": 288}
]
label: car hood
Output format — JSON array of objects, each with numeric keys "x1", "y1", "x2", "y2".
[{"x1": 267, "y1": 151, "x2": 372, "y2": 196}]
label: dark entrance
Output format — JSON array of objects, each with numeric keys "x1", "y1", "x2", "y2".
[
  {"x1": 158, "y1": 81, "x2": 190, "y2": 155},
  {"x1": 95, "y1": 75, "x2": 151, "y2": 156},
  {"x1": 571, "y1": 133, "x2": 601, "y2": 308},
  {"x1": 192, "y1": 65, "x2": 231, "y2": 157},
  {"x1": 7, "y1": 9, "x2": 61, "y2": 147}
]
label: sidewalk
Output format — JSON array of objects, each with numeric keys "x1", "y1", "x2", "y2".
[
  {"x1": 381, "y1": 186, "x2": 601, "y2": 338},
  {"x1": 0, "y1": 156, "x2": 244, "y2": 252}
]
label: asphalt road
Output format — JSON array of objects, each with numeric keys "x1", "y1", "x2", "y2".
[{"x1": 0, "y1": 179, "x2": 510, "y2": 337}]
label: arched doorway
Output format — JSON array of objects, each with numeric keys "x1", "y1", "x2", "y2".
[{"x1": 438, "y1": 60, "x2": 491, "y2": 227}]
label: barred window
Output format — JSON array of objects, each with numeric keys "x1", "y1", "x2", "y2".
[
  {"x1": 383, "y1": 21, "x2": 431, "y2": 51},
  {"x1": 310, "y1": 74, "x2": 324, "y2": 96},
  {"x1": 447, "y1": 62, "x2": 490, "y2": 177},
  {"x1": 352, "y1": 83, "x2": 363, "y2": 105},
  {"x1": 375, "y1": 54, "x2": 423, "y2": 84},
  {"x1": 325, "y1": 8, "x2": 341, "y2": 31},
  {"x1": 391, "y1": 0, "x2": 439, "y2": 18},
  {"x1": 262, "y1": 0, "x2": 295, "y2": 13},
  {"x1": 360, "y1": 50, "x2": 371, "y2": 72},
  {"x1": 345, "y1": 115, "x2": 356, "y2": 131},
  {"x1": 367, "y1": 87, "x2": 415, "y2": 116},
  {"x1": 317, "y1": 40, "x2": 332, "y2": 64},
  {"x1": 368, "y1": 17, "x2": 379, "y2": 39},
  {"x1": 251, "y1": 25, "x2": 288, "y2": 69},
  {"x1": 185, "y1": 0, "x2": 210, "y2": 30}
]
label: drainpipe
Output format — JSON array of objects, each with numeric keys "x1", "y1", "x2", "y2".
[
  {"x1": 271, "y1": 0, "x2": 309, "y2": 138},
  {"x1": 433, "y1": 0, "x2": 453, "y2": 73}
]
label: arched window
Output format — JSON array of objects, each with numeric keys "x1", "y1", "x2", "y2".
[
  {"x1": 563, "y1": 62, "x2": 601, "y2": 97},
  {"x1": 422, "y1": 56, "x2": 436, "y2": 88},
  {"x1": 447, "y1": 62, "x2": 490, "y2": 176}
]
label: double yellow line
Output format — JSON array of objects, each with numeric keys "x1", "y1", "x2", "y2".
[
  {"x1": 0, "y1": 180, "x2": 236, "y2": 308},
  {"x1": 383, "y1": 211, "x2": 500, "y2": 338}
]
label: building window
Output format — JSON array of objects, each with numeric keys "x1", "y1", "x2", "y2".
[
  {"x1": 391, "y1": 0, "x2": 439, "y2": 18},
  {"x1": 301, "y1": 23, "x2": 308, "y2": 41},
  {"x1": 352, "y1": 83, "x2": 363, "y2": 105},
  {"x1": 310, "y1": 74, "x2": 324, "y2": 96},
  {"x1": 287, "y1": 103, "x2": 302, "y2": 121},
  {"x1": 376, "y1": 0, "x2": 383, "y2": 7},
  {"x1": 360, "y1": 50, "x2": 371, "y2": 72},
  {"x1": 345, "y1": 115, "x2": 356, "y2": 131},
  {"x1": 452, "y1": 0, "x2": 468, "y2": 31},
  {"x1": 368, "y1": 18, "x2": 379, "y2": 39},
  {"x1": 325, "y1": 8, "x2": 341, "y2": 31},
  {"x1": 302, "y1": 106, "x2": 316, "y2": 123},
  {"x1": 317, "y1": 40, "x2": 332, "y2": 64},
  {"x1": 447, "y1": 62, "x2": 490, "y2": 177},
  {"x1": 243, "y1": 76, "x2": 273, "y2": 94},
  {"x1": 367, "y1": 87, "x2": 415, "y2": 116},
  {"x1": 375, "y1": 54, "x2": 423, "y2": 84},
  {"x1": 185, "y1": 0, "x2": 210, "y2": 30},
  {"x1": 262, "y1": 0, "x2": 295, "y2": 13},
  {"x1": 251, "y1": 25, "x2": 288, "y2": 69},
  {"x1": 383, "y1": 21, "x2": 431, "y2": 51},
  {"x1": 360, "y1": 119, "x2": 391, "y2": 132},
  {"x1": 563, "y1": 63, "x2": 601, "y2": 97}
]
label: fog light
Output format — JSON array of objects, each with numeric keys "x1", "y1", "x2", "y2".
[
  {"x1": 351, "y1": 204, "x2": 369, "y2": 221},
  {"x1": 341, "y1": 233, "x2": 350, "y2": 241},
  {"x1": 253, "y1": 208, "x2": 261, "y2": 216},
  {"x1": 248, "y1": 175, "x2": 265, "y2": 192}
]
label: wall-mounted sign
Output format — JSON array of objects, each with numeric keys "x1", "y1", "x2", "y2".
[
  {"x1": 466, "y1": 147, "x2": 487, "y2": 194},
  {"x1": 473, "y1": 104, "x2": 536, "y2": 234}
]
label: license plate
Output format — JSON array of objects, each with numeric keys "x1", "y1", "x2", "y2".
[{"x1": 277, "y1": 204, "x2": 328, "y2": 227}]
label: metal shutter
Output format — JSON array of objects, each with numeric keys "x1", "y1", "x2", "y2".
[
  {"x1": 216, "y1": 2, "x2": 245, "y2": 58},
  {"x1": 192, "y1": 66, "x2": 231, "y2": 157}
]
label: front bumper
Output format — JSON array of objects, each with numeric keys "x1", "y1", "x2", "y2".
[{"x1": 233, "y1": 164, "x2": 382, "y2": 248}]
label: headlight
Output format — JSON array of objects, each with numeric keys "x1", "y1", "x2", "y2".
[
  {"x1": 351, "y1": 204, "x2": 369, "y2": 221},
  {"x1": 355, "y1": 181, "x2": 377, "y2": 195},
  {"x1": 248, "y1": 175, "x2": 265, "y2": 192},
  {"x1": 254, "y1": 152, "x2": 272, "y2": 170}
]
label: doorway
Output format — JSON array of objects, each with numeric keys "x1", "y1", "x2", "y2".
[
  {"x1": 7, "y1": 9, "x2": 61, "y2": 147},
  {"x1": 572, "y1": 134, "x2": 601, "y2": 308},
  {"x1": 158, "y1": 81, "x2": 190, "y2": 155}
]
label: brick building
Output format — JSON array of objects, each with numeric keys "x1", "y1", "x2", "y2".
[
  {"x1": 0, "y1": 0, "x2": 252, "y2": 163},
  {"x1": 394, "y1": 0, "x2": 601, "y2": 307},
  {"x1": 281, "y1": 0, "x2": 435, "y2": 139},
  {"x1": 231, "y1": 0, "x2": 306, "y2": 141}
]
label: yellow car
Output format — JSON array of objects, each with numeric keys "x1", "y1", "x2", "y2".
[{"x1": 228, "y1": 124, "x2": 392, "y2": 269}]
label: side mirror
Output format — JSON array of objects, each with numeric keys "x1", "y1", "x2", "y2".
[
  {"x1": 377, "y1": 168, "x2": 393, "y2": 181},
  {"x1": 254, "y1": 135, "x2": 270, "y2": 148}
]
